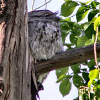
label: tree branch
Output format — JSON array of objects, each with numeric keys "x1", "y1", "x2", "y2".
[{"x1": 35, "y1": 43, "x2": 100, "y2": 74}]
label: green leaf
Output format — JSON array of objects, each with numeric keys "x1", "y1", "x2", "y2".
[
  {"x1": 71, "y1": 64, "x2": 80, "y2": 74},
  {"x1": 63, "y1": 17, "x2": 71, "y2": 21},
  {"x1": 92, "y1": 79, "x2": 100, "y2": 85},
  {"x1": 77, "y1": 36, "x2": 88, "y2": 47},
  {"x1": 61, "y1": 1, "x2": 78, "y2": 17},
  {"x1": 88, "y1": 10, "x2": 99, "y2": 21},
  {"x1": 94, "y1": 16, "x2": 100, "y2": 31},
  {"x1": 94, "y1": 85, "x2": 100, "y2": 98},
  {"x1": 64, "y1": 0, "x2": 71, "y2": 1},
  {"x1": 88, "y1": 80, "x2": 93, "y2": 87},
  {"x1": 88, "y1": 69, "x2": 99, "y2": 87},
  {"x1": 90, "y1": 1, "x2": 100, "y2": 9},
  {"x1": 59, "y1": 79, "x2": 71, "y2": 96},
  {"x1": 82, "y1": 22, "x2": 90, "y2": 30},
  {"x1": 64, "y1": 43, "x2": 73, "y2": 49},
  {"x1": 56, "y1": 75, "x2": 72, "y2": 83},
  {"x1": 82, "y1": 72, "x2": 89, "y2": 84},
  {"x1": 70, "y1": 33, "x2": 77, "y2": 44},
  {"x1": 98, "y1": 98, "x2": 100, "y2": 100},
  {"x1": 85, "y1": 0, "x2": 92, "y2": 4},
  {"x1": 91, "y1": 1, "x2": 97, "y2": 9},
  {"x1": 56, "y1": 74, "x2": 67, "y2": 83},
  {"x1": 61, "y1": 30, "x2": 69, "y2": 43},
  {"x1": 60, "y1": 22, "x2": 70, "y2": 43},
  {"x1": 60, "y1": 21, "x2": 70, "y2": 31},
  {"x1": 76, "y1": 6, "x2": 89, "y2": 22},
  {"x1": 73, "y1": 74, "x2": 84, "y2": 88},
  {"x1": 85, "y1": 34, "x2": 95, "y2": 46},
  {"x1": 56, "y1": 67, "x2": 68, "y2": 79},
  {"x1": 89, "y1": 69, "x2": 99, "y2": 80},
  {"x1": 85, "y1": 23, "x2": 96, "y2": 39},
  {"x1": 85, "y1": 39, "x2": 93, "y2": 46},
  {"x1": 87, "y1": 59, "x2": 95, "y2": 70}
]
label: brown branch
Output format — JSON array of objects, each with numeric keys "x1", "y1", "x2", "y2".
[
  {"x1": 35, "y1": 43, "x2": 100, "y2": 74},
  {"x1": 94, "y1": 27, "x2": 99, "y2": 68}
]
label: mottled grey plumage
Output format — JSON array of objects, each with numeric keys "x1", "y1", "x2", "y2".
[
  {"x1": 28, "y1": 10, "x2": 63, "y2": 100},
  {"x1": 28, "y1": 10, "x2": 63, "y2": 61}
]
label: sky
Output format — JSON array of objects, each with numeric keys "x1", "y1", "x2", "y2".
[
  {"x1": 38, "y1": 71, "x2": 78, "y2": 100},
  {"x1": 27, "y1": 0, "x2": 78, "y2": 100},
  {"x1": 27, "y1": 0, "x2": 64, "y2": 12}
]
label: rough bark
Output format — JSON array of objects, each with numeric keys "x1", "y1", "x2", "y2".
[
  {"x1": 0, "y1": 0, "x2": 100, "y2": 100},
  {"x1": 36, "y1": 43, "x2": 100, "y2": 74},
  {"x1": 0, "y1": 0, "x2": 31, "y2": 100}
]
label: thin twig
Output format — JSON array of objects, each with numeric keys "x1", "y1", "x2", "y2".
[
  {"x1": 34, "y1": 0, "x2": 52, "y2": 10},
  {"x1": 45, "y1": 0, "x2": 47, "y2": 10},
  {"x1": 94, "y1": 27, "x2": 99, "y2": 68},
  {"x1": 32, "y1": 0, "x2": 35, "y2": 10}
]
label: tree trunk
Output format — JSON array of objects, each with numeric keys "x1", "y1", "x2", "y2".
[
  {"x1": 0, "y1": 0, "x2": 100, "y2": 100},
  {"x1": 0, "y1": 0, "x2": 31, "y2": 100}
]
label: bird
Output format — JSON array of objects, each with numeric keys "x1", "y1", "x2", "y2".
[
  {"x1": 28, "y1": 10, "x2": 63, "y2": 100},
  {"x1": 28, "y1": 10, "x2": 63, "y2": 61}
]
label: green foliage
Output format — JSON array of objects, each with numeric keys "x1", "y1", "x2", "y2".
[
  {"x1": 56, "y1": 67, "x2": 69, "y2": 83},
  {"x1": 84, "y1": 23, "x2": 96, "y2": 39},
  {"x1": 71, "y1": 64, "x2": 80, "y2": 74},
  {"x1": 56, "y1": 67, "x2": 72, "y2": 96},
  {"x1": 60, "y1": 20, "x2": 82, "y2": 46},
  {"x1": 90, "y1": 1, "x2": 100, "y2": 9},
  {"x1": 94, "y1": 16, "x2": 100, "y2": 31},
  {"x1": 79, "y1": 86, "x2": 89, "y2": 100},
  {"x1": 61, "y1": 1, "x2": 78, "y2": 17},
  {"x1": 77, "y1": 36, "x2": 88, "y2": 47},
  {"x1": 87, "y1": 69, "x2": 100, "y2": 99},
  {"x1": 88, "y1": 9, "x2": 99, "y2": 21},
  {"x1": 57, "y1": 0, "x2": 100, "y2": 99},
  {"x1": 73, "y1": 74, "x2": 84, "y2": 88},
  {"x1": 87, "y1": 59, "x2": 95, "y2": 70},
  {"x1": 76, "y1": 6, "x2": 89, "y2": 22},
  {"x1": 56, "y1": 67, "x2": 68, "y2": 79},
  {"x1": 59, "y1": 79, "x2": 71, "y2": 96},
  {"x1": 82, "y1": 72, "x2": 89, "y2": 85},
  {"x1": 88, "y1": 69, "x2": 99, "y2": 87}
]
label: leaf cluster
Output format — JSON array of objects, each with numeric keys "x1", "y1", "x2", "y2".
[{"x1": 56, "y1": 0, "x2": 100, "y2": 99}]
